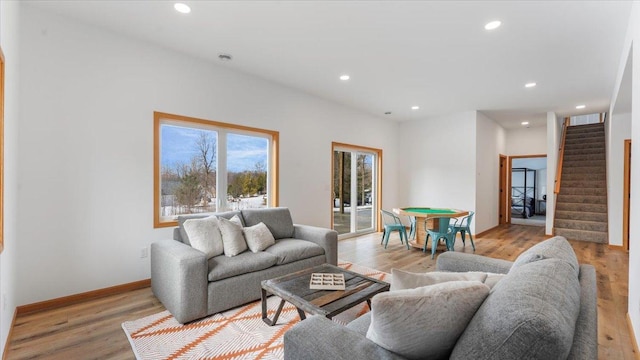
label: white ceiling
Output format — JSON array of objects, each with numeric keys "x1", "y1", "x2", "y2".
[{"x1": 26, "y1": 1, "x2": 632, "y2": 129}]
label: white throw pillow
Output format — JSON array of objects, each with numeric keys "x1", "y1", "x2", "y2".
[
  {"x1": 484, "y1": 272, "x2": 506, "y2": 289},
  {"x1": 366, "y1": 281, "x2": 490, "y2": 359},
  {"x1": 217, "y1": 216, "x2": 247, "y2": 257},
  {"x1": 182, "y1": 216, "x2": 223, "y2": 259},
  {"x1": 243, "y1": 222, "x2": 276, "y2": 252},
  {"x1": 229, "y1": 214, "x2": 243, "y2": 227},
  {"x1": 390, "y1": 269, "x2": 488, "y2": 291}
]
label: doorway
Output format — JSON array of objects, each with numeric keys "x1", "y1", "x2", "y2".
[
  {"x1": 499, "y1": 155, "x2": 507, "y2": 225},
  {"x1": 331, "y1": 143, "x2": 382, "y2": 239},
  {"x1": 509, "y1": 155, "x2": 547, "y2": 226}
]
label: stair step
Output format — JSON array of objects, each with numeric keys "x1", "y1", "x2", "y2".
[
  {"x1": 553, "y1": 228, "x2": 607, "y2": 243},
  {"x1": 555, "y1": 202, "x2": 607, "y2": 213},
  {"x1": 566, "y1": 123, "x2": 604, "y2": 132},
  {"x1": 562, "y1": 165, "x2": 607, "y2": 174},
  {"x1": 554, "y1": 210, "x2": 608, "y2": 222},
  {"x1": 561, "y1": 166, "x2": 605, "y2": 174},
  {"x1": 558, "y1": 187, "x2": 607, "y2": 196},
  {"x1": 561, "y1": 172, "x2": 606, "y2": 181},
  {"x1": 563, "y1": 154, "x2": 606, "y2": 162},
  {"x1": 561, "y1": 180, "x2": 606, "y2": 188},
  {"x1": 554, "y1": 219, "x2": 608, "y2": 232},
  {"x1": 563, "y1": 160, "x2": 606, "y2": 168},
  {"x1": 557, "y1": 194, "x2": 607, "y2": 204},
  {"x1": 565, "y1": 136, "x2": 605, "y2": 144},
  {"x1": 564, "y1": 143, "x2": 605, "y2": 151},
  {"x1": 567, "y1": 128, "x2": 604, "y2": 136},
  {"x1": 564, "y1": 148, "x2": 605, "y2": 156}
]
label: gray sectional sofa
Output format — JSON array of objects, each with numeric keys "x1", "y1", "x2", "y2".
[
  {"x1": 284, "y1": 236, "x2": 597, "y2": 360},
  {"x1": 151, "y1": 207, "x2": 338, "y2": 324}
]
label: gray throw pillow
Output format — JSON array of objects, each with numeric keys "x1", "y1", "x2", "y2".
[
  {"x1": 390, "y1": 269, "x2": 488, "y2": 291},
  {"x1": 510, "y1": 236, "x2": 579, "y2": 276},
  {"x1": 366, "y1": 281, "x2": 490, "y2": 360},
  {"x1": 182, "y1": 216, "x2": 223, "y2": 259},
  {"x1": 218, "y1": 216, "x2": 247, "y2": 257},
  {"x1": 451, "y1": 259, "x2": 580, "y2": 360},
  {"x1": 243, "y1": 222, "x2": 276, "y2": 252}
]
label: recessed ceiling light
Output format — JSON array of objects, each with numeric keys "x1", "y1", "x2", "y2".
[
  {"x1": 411, "y1": 106, "x2": 420, "y2": 110},
  {"x1": 218, "y1": 54, "x2": 232, "y2": 61},
  {"x1": 484, "y1": 20, "x2": 502, "y2": 30},
  {"x1": 576, "y1": 105, "x2": 586, "y2": 109},
  {"x1": 525, "y1": 82, "x2": 536, "y2": 88},
  {"x1": 521, "y1": 121, "x2": 530, "y2": 126},
  {"x1": 339, "y1": 75, "x2": 350, "y2": 81},
  {"x1": 174, "y1": 3, "x2": 191, "y2": 14}
]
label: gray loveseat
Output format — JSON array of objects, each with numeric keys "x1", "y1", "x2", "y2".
[
  {"x1": 151, "y1": 207, "x2": 337, "y2": 324},
  {"x1": 284, "y1": 236, "x2": 597, "y2": 360}
]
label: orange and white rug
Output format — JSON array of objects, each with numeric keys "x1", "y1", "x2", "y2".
[{"x1": 122, "y1": 261, "x2": 388, "y2": 360}]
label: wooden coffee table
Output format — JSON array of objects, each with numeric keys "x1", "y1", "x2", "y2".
[{"x1": 261, "y1": 263, "x2": 390, "y2": 326}]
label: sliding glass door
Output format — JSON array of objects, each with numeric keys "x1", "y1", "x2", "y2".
[{"x1": 332, "y1": 144, "x2": 380, "y2": 238}]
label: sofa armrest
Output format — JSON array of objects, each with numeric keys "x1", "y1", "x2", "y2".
[
  {"x1": 284, "y1": 316, "x2": 405, "y2": 360},
  {"x1": 150, "y1": 239, "x2": 208, "y2": 324},
  {"x1": 436, "y1": 252, "x2": 513, "y2": 274},
  {"x1": 293, "y1": 225, "x2": 338, "y2": 265},
  {"x1": 568, "y1": 264, "x2": 597, "y2": 360}
]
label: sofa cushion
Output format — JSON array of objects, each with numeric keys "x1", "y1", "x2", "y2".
[
  {"x1": 264, "y1": 238, "x2": 324, "y2": 265},
  {"x1": 450, "y1": 258, "x2": 581, "y2": 360},
  {"x1": 390, "y1": 269, "x2": 488, "y2": 291},
  {"x1": 366, "y1": 281, "x2": 490, "y2": 360},
  {"x1": 183, "y1": 216, "x2": 224, "y2": 259},
  {"x1": 243, "y1": 222, "x2": 276, "y2": 252},
  {"x1": 242, "y1": 208, "x2": 294, "y2": 239},
  {"x1": 510, "y1": 236, "x2": 579, "y2": 276},
  {"x1": 218, "y1": 216, "x2": 247, "y2": 257},
  {"x1": 207, "y1": 251, "x2": 278, "y2": 281},
  {"x1": 345, "y1": 312, "x2": 372, "y2": 336}
]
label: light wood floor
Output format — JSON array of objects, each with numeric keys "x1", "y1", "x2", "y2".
[{"x1": 5, "y1": 224, "x2": 636, "y2": 359}]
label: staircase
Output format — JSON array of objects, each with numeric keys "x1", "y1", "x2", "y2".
[{"x1": 554, "y1": 123, "x2": 608, "y2": 243}]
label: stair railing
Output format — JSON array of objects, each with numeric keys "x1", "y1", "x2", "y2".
[{"x1": 554, "y1": 117, "x2": 570, "y2": 194}]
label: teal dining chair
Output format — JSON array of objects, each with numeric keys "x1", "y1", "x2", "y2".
[
  {"x1": 380, "y1": 210, "x2": 409, "y2": 249},
  {"x1": 449, "y1": 211, "x2": 475, "y2": 251},
  {"x1": 424, "y1": 217, "x2": 455, "y2": 259}
]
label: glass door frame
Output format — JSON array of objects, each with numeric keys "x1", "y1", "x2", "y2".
[{"x1": 331, "y1": 142, "x2": 383, "y2": 239}]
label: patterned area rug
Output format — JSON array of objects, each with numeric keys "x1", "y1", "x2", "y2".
[{"x1": 122, "y1": 261, "x2": 388, "y2": 360}]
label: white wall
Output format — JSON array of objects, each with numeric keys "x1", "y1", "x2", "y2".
[
  {"x1": 607, "y1": 112, "x2": 631, "y2": 247},
  {"x1": 476, "y1": 112, "x2": 506, "y2": 233},
  {"x1": 0, "y1": 0, "x2": 20, "y2": 353},
  {"x1": 611, "y1": 0, "x2": 640, "y2": 346},
  {"x1": 398, "y1": 111, "x2": 477, "y2": 226},
  {"x1": 536, "y1": 169, "x2": 547, "y2": 201},
  {"x1": 16, "y1": 6, "x2": 400, "y2": 306},
  {"x1": 505, "y1": 125, "x2": 547, "y2": 156}
]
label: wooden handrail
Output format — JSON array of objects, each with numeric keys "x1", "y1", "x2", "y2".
[{"x1": 554, "y1": 117, "x2": 570, "y2": 194}]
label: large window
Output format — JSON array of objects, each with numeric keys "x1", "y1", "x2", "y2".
[{"x1": 154, "y1": 112, "x2": 279, "y2": 228}]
